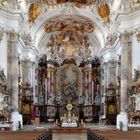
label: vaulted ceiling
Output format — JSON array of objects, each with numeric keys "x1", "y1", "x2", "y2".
[{"x1": 19, "y1": 0, "x2": 123, "y2": 64}]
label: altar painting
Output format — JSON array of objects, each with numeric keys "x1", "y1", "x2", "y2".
[{"x1": 56, "y1": 64, "x2": 81, "y2": 105}]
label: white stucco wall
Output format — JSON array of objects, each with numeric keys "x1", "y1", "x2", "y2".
[
  {"x1": 132, "y1": 33, "x2": 140, "y2": 77},
  {"x1": 0, "y1": 32, "x2": 8, "y2": 77}
]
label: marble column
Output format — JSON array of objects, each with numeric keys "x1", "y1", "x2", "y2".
[
  {"x1": 51, "y1": 69, "x2": 54, "y2": 94},
  {"x1": 83, "y1": 65, "x2": 93, "y2": 105},
  {"x1": 7, "y1": 31, "x2": 20, "y2": 111},
  {"x1": 31, "y1": 62, "x2": 37, "y2": 103},
  {"x1": 46, "y1": 62, "x2": 56, "y2": 105},
  {"x1": 47, "y1": 68, "x2": 51, "y2": 98},
  {"x1": 47, "y1": 67, "x2": 56, "y2": 105},
  {"x1": 83, "y1": 71, "x2": 87, "y2": 94},
  {"x1": 83, "y1": 70, "x2": 88, "y2": 105},
  {"x1": 45, "y1": 77, "x2": 48, "y2": 104},
  {"x1": 108, "y1": 60, "x2": 117, "y2": 85},
  {"x1": 82, "y1": 70, "x2": 85, "y2": 95},
  {"x1": 116, "y1": 55, "x2": 121, "y2": 113},
  {"x1": 106, "y1": 63, "x2": 110, "y2": 86},
  {"x1": 21, "y1": 59, "x2": 32, "y2": 85},
  {"x1": 102, "y1": 63, "x2": 108, "y2": 118},
  {"x1": 117, "y1": 32, "x2": 132, "y2": 131},
  {"x1": 51, "y1": 69, "x2": 56, "y2": 95},
  {"x1": 7, "y1": 31, "x2": 23, "y2": 131},
  {"x1": 88, "y1": 69, "x2": 92, "y2": 105}
]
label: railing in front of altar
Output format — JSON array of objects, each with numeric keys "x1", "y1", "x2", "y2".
[
  {"x1": 33, "y1": 129, "x2": 52, "y2": 140},
  {"x1": 87, "y1": 130, "x2": 108, "y2": 140}
]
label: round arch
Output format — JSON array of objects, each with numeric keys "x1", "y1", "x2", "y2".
[{"x1": 30, "y1": 7, "x2": 109, "y2": 49}]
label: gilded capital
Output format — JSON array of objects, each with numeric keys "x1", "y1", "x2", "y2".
[
  {"x1": 103, "y1": 62, "x2": 108, "y2": 67},
  {"x1": 136, "y1": 32, "x2": 140, "y2": 42},
  {"x1": 21, "y1": 33, "x2": 33, "y2": 46},
  {"x1": 9, "y1": 30, "x2": 20, "y2": 41},
  {"x1": 130, "y1": 0, "x2": 140, "y2": 10},
  {"x1": 108, "y1": 60, "x2": 117, "y2": 68},
  {"x1": 21, "y1": 58, "x2": 32, "y2": 68},
  {"x1": 120, "y1": 32, "x2": 132, "y2": 44},
  {"x1": 0, "y1": 28, "x2": 4, "y2": 42},
  {"x1": 32, "y1": 61, "x2": 38, "y2": 68}
]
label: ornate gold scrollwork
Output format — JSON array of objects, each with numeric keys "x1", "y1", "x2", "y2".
[
  {"x1": 97, "y1": 3, "x2": 110, "y2": 22},
  {"x1": 28, "y1": 3, "x2": 41, "y2": 23},
  {"x1": 136, "y1": 33, "x2": 140, "y2": 42}
]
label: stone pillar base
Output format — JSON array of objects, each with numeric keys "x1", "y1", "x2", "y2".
[
  {"x1": 116, "y1": 112, "x2": 128, "y2": 131},
  {"x1": 11, "y1": 111, "x2": 23, "y2": 131}
]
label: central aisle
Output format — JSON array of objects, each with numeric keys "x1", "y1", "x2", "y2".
[{"x1": 53, "y1": 134, "x2": 87, "y2": 140}]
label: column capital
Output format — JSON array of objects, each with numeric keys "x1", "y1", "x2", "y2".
[
  {"x1": 120, "y1": 32, "x2": 133, "y2": 44},
  {"x1": 31, "y1": 61, "x2": 38, "y2": 68},
  {"x1": 21, "y1": 33, "x2": 33, "y2": 46},
  {"x1": 136, "y1": 32, "x2": 140, "y2": 42},
  {"x1": 21, "y1": 58, "x2": 32, "y2": 68},
  {"x1": 102, "y1": 62, "x2": 108, "y2": 67},
  {"x1": 83, "y1": 68, "x2": 92, "y2": 74},
  {"x1": 108, "y1": 60, "x2": 117, "y2": 68},
  {"x1": 103, "y1": 60, "x2": 117, "y2": 68},
  {"x1": 0, "y1": 27, "x2": 4, "y2": 43},
  {"x1": 8, "y1": 30, "x2": 20, "y2": 42}
]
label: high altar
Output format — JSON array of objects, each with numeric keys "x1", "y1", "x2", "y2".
[
  {"x1": 20, "y1": 40, "x2": 101, "y2": 124},
  {"x1": 33, "y1": 56, "x2": 101, "y2": 125}
]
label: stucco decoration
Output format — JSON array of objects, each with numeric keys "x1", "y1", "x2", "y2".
[
  {"x1": 97, "y1": 2, "x2": 110, "y2": 22},
  {"x1": 136, "y1": 33, "x2": 140, "y2": 42},
  {"x1": 44, "y1": 15, "x2": 94, "y2": 64},
  {"x1": 28, "y1": 3, "x2": 41, "y2": 23},
  {"x1": 130, "y1": 0, "x2": 140, "y2": 10},
  {"x1": 45, "y1": 15, "x2": 94, "y2": 33},
  {"x1": 44, "y1": 0, "x2": 96, "y2": 8},
  {"x1": 0, "y1": 28, "x2": 4, "y2": 43}
]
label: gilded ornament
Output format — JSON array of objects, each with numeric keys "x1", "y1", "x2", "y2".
[
  {"x1": 28, "y1": 3, "x2": 41, "y2": 23},
  {"x1": 97, "y1": 3, "x2": 110, "y2": 22},
  {"x1": 130, "y1": 0, "x2": 140, "y2": 10},
  {"x1": 136, "y1": 33, "x2": 140, "y2": 42},
  {"x1": 0, "y1": 30, "x2": 4, "y2": 42},
  {"x1": 120, "y1": 32, "x2": 132, "y2": 44}
]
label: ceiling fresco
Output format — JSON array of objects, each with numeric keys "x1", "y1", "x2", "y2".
[
  {"x1": 42, "y1": 15, "x2": 95, "y2": 65},
  {"x1": 45, "y1": 16, "x2": 94, "y2": 33},
  {"x1": 44, "y1": 0, "x2": 96, "y2": 7},
  {"x1": 28, "y1": 0, "x2": 110, "y2": 22},
  {"x1": 27, "y1": 0, "x2": 111, "y2": 65}
]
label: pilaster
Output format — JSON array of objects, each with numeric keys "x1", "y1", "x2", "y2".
[{"x1": 117, "y1": 32, "x2": 132, "y2": 131}]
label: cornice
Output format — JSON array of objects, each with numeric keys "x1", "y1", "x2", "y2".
[
  {"x1": 29, "y1": 6, "x2": 109, "y2": 49},
  {"x1": 0, "y1": 8, "x2": 24, "y2": 31},
  {"x1": 115, "y1": 9, "x2": 140, "y2": 32}
]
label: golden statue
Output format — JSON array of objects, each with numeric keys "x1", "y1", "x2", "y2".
[
  {"x1": 28, "y1": 3, "x2": 41, "y2": 23},
  {"x1": 98, "y1": 3, "x2": 110, "y2": 22}
]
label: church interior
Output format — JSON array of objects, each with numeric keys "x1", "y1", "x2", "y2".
[{"x1": 0, "y1": 0, "x2": 140, "y2": 140}]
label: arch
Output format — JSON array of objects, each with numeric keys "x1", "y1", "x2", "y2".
[{"x1": 30, "y1": 7, "x2": 109, "y2": 49}]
